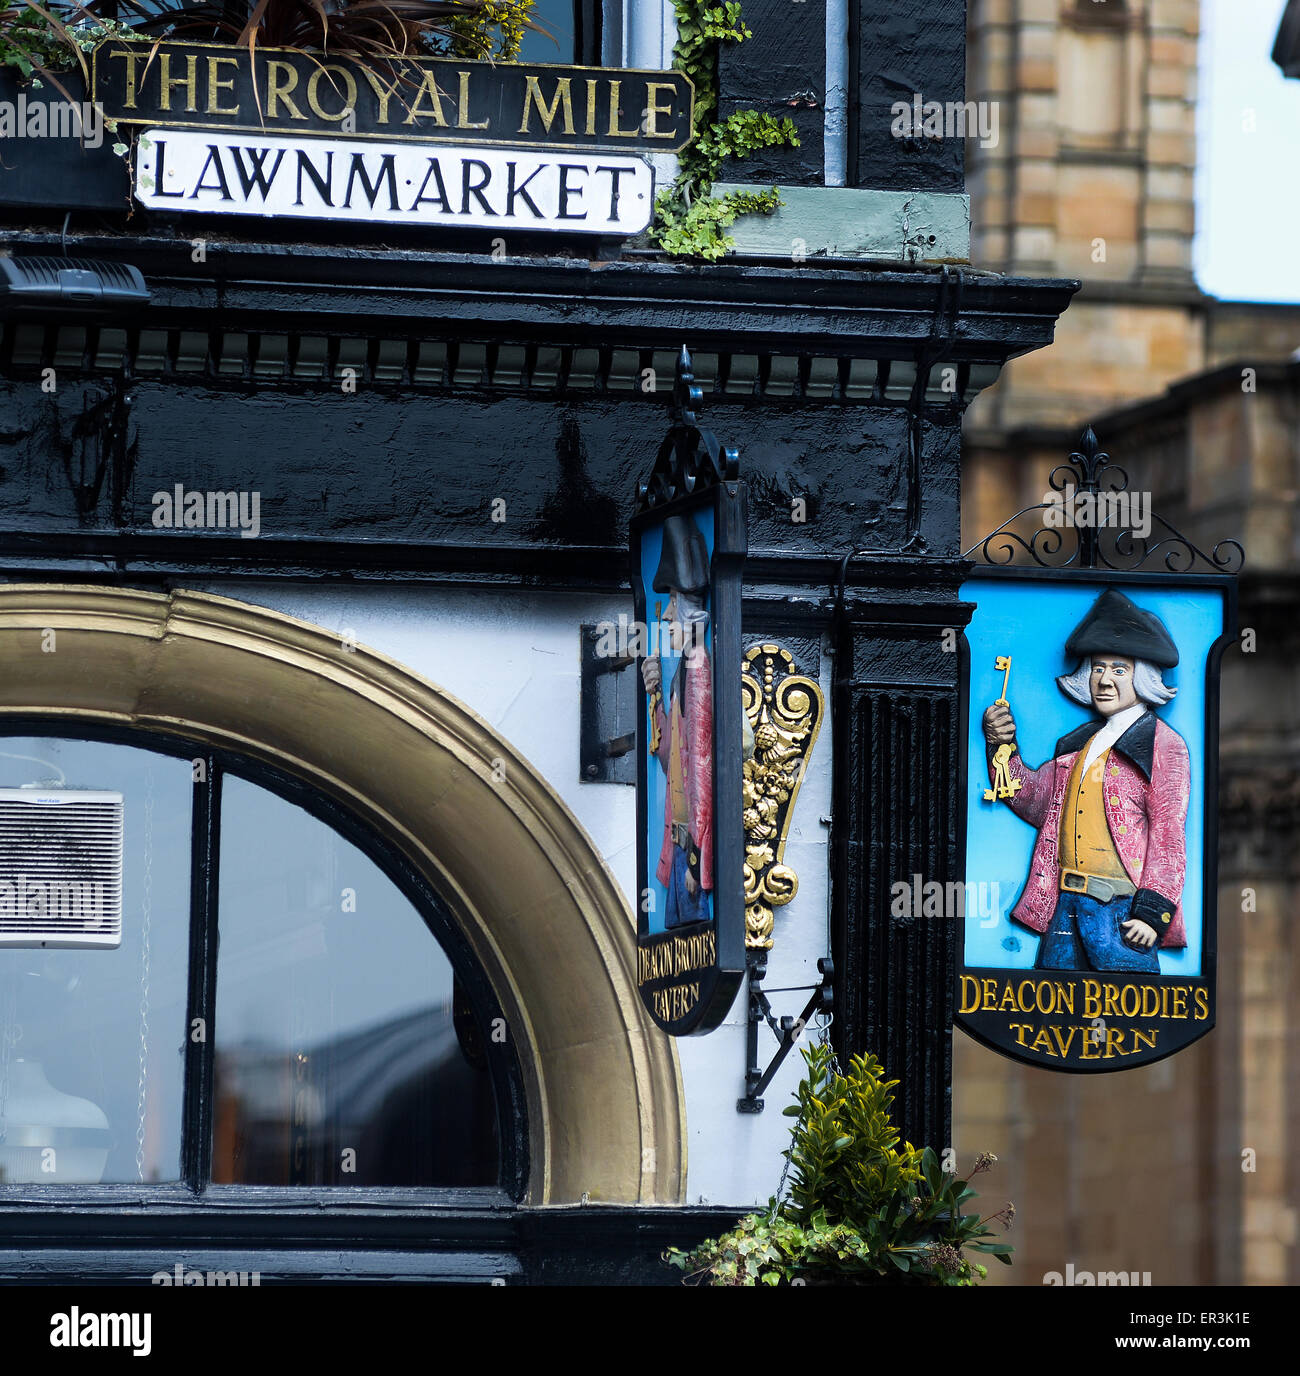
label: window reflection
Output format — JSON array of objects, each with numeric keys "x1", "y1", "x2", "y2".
[
  {"x1": 516, "y1": 0, "x2": 576, "y2": 63},
  {"x1": 0, "y1": 738, "x2": 190, "y2": 1185},
  {"x1": 213, "y1": 775, "x2": 498, "y2": 1187}
]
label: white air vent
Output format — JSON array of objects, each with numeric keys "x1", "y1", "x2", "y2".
[{"x1": 0, "y1": 790, "x2": 124, "y2": 948}]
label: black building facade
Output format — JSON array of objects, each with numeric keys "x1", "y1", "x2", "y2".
[{"x1": 0, "y1": 0, "x2": 1074, "y2": 1283}]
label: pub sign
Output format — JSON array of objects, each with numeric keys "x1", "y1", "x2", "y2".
[
  {"x1": 957, "y1": 434, "x2": 1240, "y2": 1072},
  {"x1": 631, "y1": 352, "x2": 747, "y2": 1035}
]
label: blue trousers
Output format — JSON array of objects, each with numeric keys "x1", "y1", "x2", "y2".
[
  {"x1": 664, "y1": 844, "x2": 711, "y2": 929},
  {"x1": 1035, "y1": 889, "x2": 1161, "y2": 973}
]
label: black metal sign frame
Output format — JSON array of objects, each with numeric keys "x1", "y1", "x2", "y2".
[{"x1": 631, "y1": 349, "x2": 747, "y2": 1036}]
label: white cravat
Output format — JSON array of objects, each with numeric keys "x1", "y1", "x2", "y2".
[{"x1": 1080, "y1": 702, "x2": 1148, "y2": 775}]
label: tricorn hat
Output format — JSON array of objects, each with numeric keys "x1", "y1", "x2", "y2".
[
  {"x1": 1064, "y1": 588, "x2": 1178, "y2": 669},
  {"x1": 652, "y1": 514, "x2": 710, "y2": 596}
]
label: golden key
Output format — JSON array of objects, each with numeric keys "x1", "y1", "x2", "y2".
[{"x1": 984, "y1": 654, "x2": 1022, "y2": 802}]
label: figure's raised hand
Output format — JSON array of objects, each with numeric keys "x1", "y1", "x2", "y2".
[
  {"x1": 641, "y1": 655, "x2": 662, "y2": 694},
  {"x1": 983, "y1": 703, "x2": 1017, "y2": 745}
]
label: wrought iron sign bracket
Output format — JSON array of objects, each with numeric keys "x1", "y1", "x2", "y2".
[
  {"x1": 737, "y1": 956, "x2": 834, "y2": 1114},
  {"x1": 962, "y1": 426, "x2": 1245, "y2": 574}
]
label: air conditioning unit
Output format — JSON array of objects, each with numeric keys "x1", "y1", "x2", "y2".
[{"x1": 0, "y1": 790, "x2": 124, "y2": 948}]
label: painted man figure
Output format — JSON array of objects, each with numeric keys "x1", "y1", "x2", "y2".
[
  {"x1": 982, "y1": 588, "x2": 1190, "y2": 972},
  {"x1": 641, "y1": 515, "x2": 714, "y2": 929}
]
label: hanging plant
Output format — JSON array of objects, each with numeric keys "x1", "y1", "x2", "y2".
[
  {"x1": 664, "y1": 1042, "x2": 1016, "y2": 1285},
  {"x1": 651, "y1": 1, "x2": 799, "y2": 261}
]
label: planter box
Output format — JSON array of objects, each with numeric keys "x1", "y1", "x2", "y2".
[{"x1": 0, "y1": 68, "x2": 129, "y2": 211}]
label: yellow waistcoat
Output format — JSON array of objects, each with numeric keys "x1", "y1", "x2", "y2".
[{"x1": 1058, "y1": 747, "x2": 1128, "y2": 879}]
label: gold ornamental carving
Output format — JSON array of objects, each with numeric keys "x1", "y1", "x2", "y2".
[{"x1": 741, "y1": 643, "x2": 824, "y2": 950}]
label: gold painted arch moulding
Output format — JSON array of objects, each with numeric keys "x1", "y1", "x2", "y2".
[{"x1": 0, "y1": 584, "x2": 684, "y2": 1206}]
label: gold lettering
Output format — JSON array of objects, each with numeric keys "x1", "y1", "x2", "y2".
[
  {"x1": 159, "y1": 52, "x2": 199, "y2": 114},
  {"x1": 1017, "y1": 979, "x2": 1036, "y2": 1014},
  {"x1": 1049, "y1": 1025, "x2": 1076, "y2": 1058},
  {"x1": 1194, "y1": 986, "x2": 1209, "y2": 1021},
  {"x1": 585, "y1": 77, "x2": 598, "y2": 134},
  {"x1": 1079, "y1": 1026, "x2": 1102, "y2": 1059},
  {"x1": 1030, "y1": 1026, "x2": 1056, "y2": 1056},
  {"x1": 1008, "y1": 1022, "x2": 1031, "y2": 1046},
  {"x1": 1054, "y1": 980, "x2": 1074, "y2": 1015},
  {"x1": 643, "y1": 81, "x2": 677, "y2": 138},
  {"x1": 1161, "y1": 984, "x2": 1171, "y2": 1018},
  {"x1": 1120, "y1": 983, "x2": 1140, "y2": 1018},
  {"x1": 959, "y1": 975, "x2": 981, "y2": 1014},
  {"x1": 1034, "y1": 979, "x2": 1056, "y2": 1016},
  {"x1": 107, "y1": 49, "x2": 148, "y2": 110},
  {"x1": 981, "y1": 978, "x2": 998, "y2": 1011},
  {"x1": 1103, "y1": 982, "x2": 1121, "y2": 1019},
  {"x1": 457, "y1": 70, "x2": 489, "y2": 128},
  {"x1": 1083, "y1": 978, "x2": 1102, "y2": 1019},
  {"x1": 1141, "y1": 984, "x2": 1160, "y2": 1017},
  {"x1": 1172, "y1": 987, "x2": 1189, "y2": 1019},
  {"x1": 307, "y1": 65, "x2": 358, "y2": 122},
  {"x1": 403, "y1": 70, "x2": 450, "y2": 127},
  {"x1": 1104, "y1": 1026, "x2": 1127, "y2": 1058},
  {"x1": 357, "y1": 64, "x2": 400, "y2": 124},
  {"x1": 998, "y1": 981, "x2": 1019, "y2": 1013},
  {"x1": 519, "y1": 76, "x2": 574, "y2": 135},
  {"x1": 1132, "y1": 1028, "x2": 1158, "y2": 1052},
  {"x1": 206, "y1": 55, "x2": 239, "y2": 116},
  {"x1": 606, "y1": 79, "x2": 637, "y2": 137},
  {"x1": 267, "y1": 61, "x2": 306, "y2": 121}
]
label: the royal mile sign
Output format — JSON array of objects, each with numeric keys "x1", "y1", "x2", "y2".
[
  {"x1": 93, "y1": 43, "x2": 694, "y2": 150},
  {"x1": 93, "y1": 42, "x2": 689, "y2": 235}
]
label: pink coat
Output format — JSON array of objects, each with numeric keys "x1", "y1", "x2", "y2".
[
  {"x1": 652, "y1": 644, "x2": 714, "y2": 890},
  {"x1": 998, "y1": 713, "x2": 1190, "y2": 948}
]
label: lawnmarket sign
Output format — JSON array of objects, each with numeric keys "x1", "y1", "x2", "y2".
[{"x1": 93, "y1": 41, "x2": 693, "y2": 235}]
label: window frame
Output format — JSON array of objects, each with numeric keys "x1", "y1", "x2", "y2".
[{"x1": 0, "y1": 717, "x2": 528, "y2": 1215}]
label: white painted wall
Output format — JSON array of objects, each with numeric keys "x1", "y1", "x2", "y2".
[{"x1": 194, "y1": 579, "x2": 833, "y2": 1207}]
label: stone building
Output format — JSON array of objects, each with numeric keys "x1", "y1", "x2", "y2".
[{"x1": 957, "y1": 0, "x2": 1300, "y2": 1286}]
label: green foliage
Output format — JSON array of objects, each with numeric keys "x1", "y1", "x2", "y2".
[
  {"x1": 0, "y1": 2, "x2": 124, "y2": 81},
  {"x1": 651, "y1": 1, "x2": 799, "y2": 260},
  {"x1": 652, "y1": 185, "x2": 779, "y2": 262},
  {"x1": 444, "y1": 0, "x2": 536, "y2": 60},
  {"x1": 665, "y1": 1042, "x2": 1015, "y2": 1286}
]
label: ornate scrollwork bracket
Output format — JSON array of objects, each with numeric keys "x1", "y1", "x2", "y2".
[
  {"x1": 742, "y1": 644, "x2": 825, "y2": 951},
  {"x1": 963, "y1": 426, "x2": 1245, "y2": 573}
]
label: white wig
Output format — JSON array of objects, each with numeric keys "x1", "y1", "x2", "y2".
[{"x1": 1057, "y1": 657, "x2": 1177, "y2": 708}]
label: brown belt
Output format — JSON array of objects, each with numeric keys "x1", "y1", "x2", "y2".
[{"x1": 1059, "y1": 867, "x2": 1135, "y2": 902}]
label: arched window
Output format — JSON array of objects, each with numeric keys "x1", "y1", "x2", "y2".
[{"x1": 0, "y1": 729, "x2": 523, "y2": 1198}]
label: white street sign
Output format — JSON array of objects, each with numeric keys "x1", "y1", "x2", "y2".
[{"x1": 134, "y1": 128, "x2": 654, "y2": 236}]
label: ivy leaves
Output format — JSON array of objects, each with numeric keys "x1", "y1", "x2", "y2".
[{"x1": 651, "y1": 1, "x2": 799, "y2": 260}]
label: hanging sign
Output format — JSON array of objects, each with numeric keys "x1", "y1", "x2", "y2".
[
  {"x1": 956, "y1": 431, "x2": 1240, "y2": 1072},
  {"x1": 133, "y1": 128, "x2": 654, "y2": 234},
  {"x1": 631, "y1": 350, "x2": 747, "y2": 1035},
  {"x1": 92, "y1": 42, "x2": 694, "y2": 151}
]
